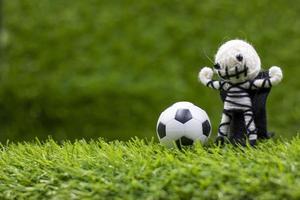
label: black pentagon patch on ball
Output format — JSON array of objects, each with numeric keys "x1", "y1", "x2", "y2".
[
  {"x1": 180, "y1": 136, "x2": 194, "y2": 146},
  {"x1": 175, "y1": 109, "x2": 193, "y2": 124},
  {"x1": 157, "y1": 122, "x2": 166, "y2": 138},
  {"x1": 202, "y1": 120, "x2": 211, "y2": 137}
]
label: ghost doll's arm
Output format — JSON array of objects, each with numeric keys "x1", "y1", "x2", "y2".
[
  {"x1": 250, "y1": 66, "x2": 283, "y2": 89},
  {"x1": 198, "y1": 67, "x2": 225, "y2": 90}
]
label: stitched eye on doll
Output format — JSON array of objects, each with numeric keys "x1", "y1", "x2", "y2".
[
  {"x1": 236, "y1": 54, "x2": 243, "y2": 62},
  {"x1": 214, "y1": 63, "x2": 221, "y2": 69}
]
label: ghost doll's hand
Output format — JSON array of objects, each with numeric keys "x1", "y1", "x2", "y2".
[
  {"x1": 269, "y1": 66, "x2": 283, "y2": 86},
  {"x1": 198, "y1": 67, "x2": 214, "y2": 85}
]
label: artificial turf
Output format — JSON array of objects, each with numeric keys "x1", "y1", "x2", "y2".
[{"x1": 1, "y1": 137, "x2": 300, "y2": 199}]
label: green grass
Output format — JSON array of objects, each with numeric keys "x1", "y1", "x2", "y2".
[{"x1": 1, "y1": 137, "x2": 300, "y2": 199}]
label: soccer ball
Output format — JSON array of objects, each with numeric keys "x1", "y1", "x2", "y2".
[{"x1": 156, "y1": 101, "x2": 211, "y2": 148}]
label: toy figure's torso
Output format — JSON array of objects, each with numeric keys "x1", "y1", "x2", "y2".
[{"x1": 222, "y1": 81, "x2": 252, "y2": 111}]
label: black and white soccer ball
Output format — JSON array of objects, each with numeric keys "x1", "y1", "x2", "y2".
[{"x1": 156, "y1": 101, "x2": 211, "y2": 148}]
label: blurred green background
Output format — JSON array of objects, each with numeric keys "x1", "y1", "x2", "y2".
[{"x1": 0, "y1": 0, "x2": 299, "y2": 142}]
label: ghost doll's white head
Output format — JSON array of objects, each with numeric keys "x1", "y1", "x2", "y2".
[{"x1": 214, "y1": 39, "x2": 261, "y2": 83}]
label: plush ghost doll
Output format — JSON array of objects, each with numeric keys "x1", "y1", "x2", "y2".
[{"x1": 199, "y1": 39, "x2": 283, "y2": 146}]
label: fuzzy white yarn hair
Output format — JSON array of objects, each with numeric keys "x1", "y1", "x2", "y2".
[{"x1": 215, "y1": 39, "x2": 261, "y2": 83}]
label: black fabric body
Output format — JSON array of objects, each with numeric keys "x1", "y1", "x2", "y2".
[{"x1": 219, "y1": 70, "x2": 273, "y2": 145}]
